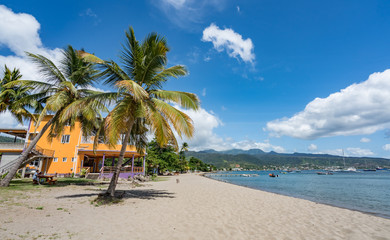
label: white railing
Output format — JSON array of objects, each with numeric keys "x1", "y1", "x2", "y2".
[{"x1": 0, "y1": 142, "x2": 24, "y2": 150}]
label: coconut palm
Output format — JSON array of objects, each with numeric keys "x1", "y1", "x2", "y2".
[
  {"x1": 1, "y1": 45, "x2": 108, "y2": 187},
  {"x1": 81, "y1": 27, "x2": 200, "y2": 197},
  {"x1": 0, "y1": 65, "x2": 36, "y2": 124}
]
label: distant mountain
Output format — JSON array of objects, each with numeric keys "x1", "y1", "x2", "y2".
[
  {"x1": 219, "y1": 148, "x2": 265, "y2": 155},
  {"x1": 185, "y1": 149, "x2": 390, "y2": 169}
]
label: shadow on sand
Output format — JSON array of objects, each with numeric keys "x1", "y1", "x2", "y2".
[{"x1": 56, "y1": 189, "x2": 175, "y2": 200}]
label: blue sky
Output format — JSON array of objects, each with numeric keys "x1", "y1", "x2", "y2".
[{"x1": 2, "y1": 0, "x2": 390, "y2": 158}]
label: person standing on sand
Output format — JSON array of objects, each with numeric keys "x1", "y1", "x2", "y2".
[{"x1": 33, "y1": 171, "x2": 40, "y2": 185}]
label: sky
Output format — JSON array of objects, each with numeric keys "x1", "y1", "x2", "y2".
[{"x1": 1, "y1": 0, "x2": 390, "y2": 158}]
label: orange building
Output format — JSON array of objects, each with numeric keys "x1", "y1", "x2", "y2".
[{"x1": 0, "y1": 116, "x2": 145, "y2": 178}]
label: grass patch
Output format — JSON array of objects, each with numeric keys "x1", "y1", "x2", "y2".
[
  {"x1": 1, "y1": 178, "x2": 96, "y2": 190},
  {"x1": 0, "y1": 178, "x2": 98, "y2": 205}
]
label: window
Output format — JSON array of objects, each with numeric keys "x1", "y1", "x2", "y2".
[
  {"x1": 53, "y1": 158, "x2": 58, "y2": 162},
  {"x1": 62, "y1": 157, "x2": 67, "y2": 162},
  {"x1": 61, "y1": 135, "x2": 70, "y2": 143},
  {"x1": 71, "y1": 157, "x2": 76, "y2": 162}
]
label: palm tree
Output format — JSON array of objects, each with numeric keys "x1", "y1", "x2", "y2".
[
  {"x1": 178, "y1": 142, "x2": 189, "y2": 172},
  {"x1": 1, "y1": 45, "x2": 107, "y2": 187},
  {"x1": 0, "y1": 65, "x2": 35, "y2": 124},
  {"x1": 80, "y1": 27, "x2": 200, "y2": 197}
]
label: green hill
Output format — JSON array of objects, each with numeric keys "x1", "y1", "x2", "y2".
[{"x1": 186, "y1": 149, "x2": 390, "y2": 170}]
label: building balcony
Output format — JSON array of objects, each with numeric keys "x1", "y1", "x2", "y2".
[{"x1": 0, "y1": 142, "x2": 24, "y2": 151}]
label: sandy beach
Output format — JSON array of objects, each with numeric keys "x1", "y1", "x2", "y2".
[{"x1": 1, "y1": 173, "x2": 390, "y2": 240}]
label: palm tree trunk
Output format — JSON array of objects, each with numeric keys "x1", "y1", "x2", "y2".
[
  {"x1": 0, "y1": 116, "x2": 55, "y2": 187},
  {"x1": 105, "y1": 122, "x2": 133, "y2": 197}
]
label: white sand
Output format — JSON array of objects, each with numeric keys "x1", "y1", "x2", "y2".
[{"x1": 1, "y1": 173, "x2": 390, "y2": 240}]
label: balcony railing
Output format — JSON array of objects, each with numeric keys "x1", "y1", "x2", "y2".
[
  {"x1": 0, "y1": 142, "x2": 24, "y2": 150},
  {"x1": 34, "y1": 145, "x2": 55, "y2": 157},
  {"x1": 100, "y1": 166, "x2": 143, "y2": 173}
]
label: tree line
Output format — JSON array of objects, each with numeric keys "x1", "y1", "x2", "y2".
[{"x1": 146, "y1": 140, "x2": 214, "y2": 174}]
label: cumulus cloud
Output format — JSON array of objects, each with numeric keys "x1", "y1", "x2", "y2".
[
  {"x1": 0, "y1": 5, "x2": 63, "y2": 127},
  {"x1": 308, "y1": 144, "x2": 317, "y2": 151},
  {"x1": 174, "y1": 106, "x2": 284, "y2": 152},
  {"x1": 0, "y1": 111, "x2": 19, "y2": 128},
  {"x1": 345, "y1": 147, "x2": 374, "y2": 157},
  {"x1": 0, "y1": 5, "x2": 62, "y2": 79},
  {"x1": 383, "y1": 144, "x2": 390, "y2": 151},
  {"x1": 360, "y1": 137, "x2": 371, "y2": 143},
  {"x1": 157, "y1": 0, "x2": 226, "y2": 28},
  {"x1": 315, "y1": 147, "x2": 373, "y2": 157},
  {"x1": 266, "y1": 69, "x2": 390, "y2": 139},
  {"x1": 202, "y1": 23, "x2": 255, "y2": 63},
  {"x1": 230, "y1": 139, "x2": 285, "y2": 153}
]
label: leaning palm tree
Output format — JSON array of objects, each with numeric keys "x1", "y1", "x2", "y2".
[
  {"x1": 1, "y1": 46, "x2": 108, "y2": 187},
  {"x1": 81, "y1": 27, "x2": 200, "y2": 197},
  {"x1": 0, "y1": 65, "x2": 36, "y2": 124}
]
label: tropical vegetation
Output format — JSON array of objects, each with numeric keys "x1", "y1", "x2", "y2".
[
  {"x1": 80, "y1": 27, "x2": 200, "y2": 197},
  {"x1": 0, "y1": 28, "x2": 201, "y2": 197},
  {"x1": 146, "y1": 140, "x2": 214, "y2": 174},
  {"x1": 0, "y1": 46, "x2": 107, "y2": 187}
]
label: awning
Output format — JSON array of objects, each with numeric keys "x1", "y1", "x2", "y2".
[
  {"x1": 0, "y1": 128, "x2": 27, "y2": 139},
  {"x1": 77, "y1": 149, "x2": 143, "y2": 158}
]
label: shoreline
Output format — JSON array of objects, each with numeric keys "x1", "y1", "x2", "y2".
[
  {"x1": 1, "y1": 173, "x2": 390, "y2": 239},
  {"x1": 202, "y1": 173, "x2": 390, "y2": 220}
]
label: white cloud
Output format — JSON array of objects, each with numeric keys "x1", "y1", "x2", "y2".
[
  {"x1": 202, "y1": 23, "x2": 255, "y2": 63},
  {"x1": 201, "y1": 88, "x2": 206, "y2": 96},
  {"x1": 0, "y1": 5, "x2": 63, "y2": 126},
  {"x1": 79, "y1": 8, "x2": 101, "y2": 25},
  {"x1": 315, "y1": 147, "x2": 373, "y2": 157},
  {"x1": 266, "y1": 69, "x2": 390, "y2": 139},
  {"x1": 345, "y1": 147, "x2": 374, "y2": 157},
  {"x1": 174, "y1": 106, "x2": 284, "y2": 152},
  {"x1": 0, "y1": 5, "x2": 62, "y2": 79},
  {"x1": 157, "y1": 0, "x2": 226, "y2": 28},
  {"x1": 0, "y1": 111, "x2": 24, "y2": 128},
  {"x1": 383, "y1": 144, "x2": 390, "y2": 151},
  {"x1": 360, "y1": 137, "x2": 371, "y2": 143},
  {"x1": 162, "y1": 0, "x2": 187, "y2": 9},
  {"x1": 308, "y1": 144, "x2": 317, "y2": 151},
  {"x1": 177, "y1": 106, "x2": 224, "y2": 150},
  {"x1": 230, "y1": 139, "x2": 285, "y2": 153}
]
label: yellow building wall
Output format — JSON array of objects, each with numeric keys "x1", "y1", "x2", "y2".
[
  {"x1": 28, "y1": 116, "x2": 142, "y2": 175},
  {"x1": 29, "y1": 116, "x2": 82, "y2": 174}
]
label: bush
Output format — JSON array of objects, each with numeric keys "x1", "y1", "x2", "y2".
[{"x1": 80, "y1": 168, "x2": 87, "y2": 178}]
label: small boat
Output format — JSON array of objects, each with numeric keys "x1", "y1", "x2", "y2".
[
  {"x1": 317, "y1": 171, "x2": 333, "y2": 175},
  {"x1": 376, "y1": 167, "x2": 388, "y2": 170},
  {"x1": 269, "y1": 173, "x2": 277, "y2": 177}
]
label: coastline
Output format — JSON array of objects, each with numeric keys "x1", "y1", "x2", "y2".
[
  {"x1": 202, "y1": 173, "x2": 390, "y2": 219},
  {"x1": 1, "y1": 173, "x2": 390, "y2": 239}
]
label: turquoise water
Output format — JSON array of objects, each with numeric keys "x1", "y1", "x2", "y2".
[{"x1": 207, "y1": 170, "x2": 390, "y2": 219}]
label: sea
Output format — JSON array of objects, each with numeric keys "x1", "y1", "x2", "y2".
[{"x1": 207, "y1": 170, "x2": 390, "y2": 219}]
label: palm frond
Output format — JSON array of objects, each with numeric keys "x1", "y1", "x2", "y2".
[
  {"x1": 115, "y1": 80, "x2": 148, "y2": 101},
  {"x1": 152, "y1": 99, "x2": 194, "y2": 138},
  {"x1": 152, "y1": 90, "x2": 199, "y2": 110},
  {"x1": 26, "y1": 52, "x2": 66, "y2": 84}
]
